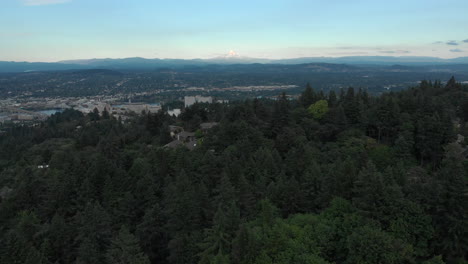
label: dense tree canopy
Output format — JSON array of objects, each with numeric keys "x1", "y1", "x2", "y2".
[{"x1": 0, "y1": 78, "x2": 467, "y2": 264}]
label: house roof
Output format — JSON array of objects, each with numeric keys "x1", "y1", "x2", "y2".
[
  {"x1": 164, "y1": 139, "x2": 198, "y2": 150},
  {"x1": 169, "y1": 125, "x2": 183, "y2": 132},
  {"x1": 164, "y1": 140, "x2": 184, "y2": 149},
  {"x1": 185, "y1": 140, "x2": 198, "y2": 150},
  {"x1": 200, "y1": 122, "x2": 219, "y2": 130},
  {"x1": 178, "y1": 131, "x2": 195, "y2": 138}
]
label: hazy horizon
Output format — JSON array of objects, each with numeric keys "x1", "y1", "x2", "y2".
[
  {"x1": 1, "y1": 0, "x2": 468, "y2": 62},
  {"x1": 4, "y1": 54, "x2": 468, "y2": 64}
]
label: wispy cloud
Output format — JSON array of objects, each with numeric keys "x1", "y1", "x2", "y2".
[
  {"x1": 450, "y1": 49, "x2": 464, "y2": 52},
  {"x1": 464, "y1": 39, "x2": 468, "y2": 43},
  {"x1": 379, "y1": 50, "x2": 410, "y2": 54},
  {"x1": 336, "y1": 46, "x2": 383, "y2": 51},
  {"x1": 329, "y1": 52, "x2": 369, "y2": 55},
  {"x1": 446, "y1": 40, "x2": 459, "y2": 46},
  {"x1": 21, "y1": 0, "x2": 71, "y2": 6}
]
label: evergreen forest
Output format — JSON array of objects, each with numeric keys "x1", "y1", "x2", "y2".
[{"x1": 0, "y1": 77, "x2": 467, "y2": 264}]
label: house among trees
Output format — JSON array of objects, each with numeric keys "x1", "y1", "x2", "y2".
[
  {"x1": 169, "y1": 125, "x2": 183, "y2": 137},
  {"x1": 164, "y1": 123, "x2": 218, "y2": 150},
  {"x1": 164, "y1": 130, "x2": 197, "y2": 149},
  {"x1": 176, "y1": 131, "x2": 195, "y2": 142},
  {"x1": 163, "y1": 139, "x2": 197, "y2": 149},
  {"x1": 200, "y1": 122, "x2": 219, "y2": 131},
  {"x1": 0, "y1": 78, "x2": 467, "y2": 264}
]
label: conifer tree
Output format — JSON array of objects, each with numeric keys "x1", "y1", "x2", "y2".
[
  {"x1": 106, "y1": 226, "x2": 150, "y2": 264},
  {"x1": 300, "y1": 83, "x2": 316, "y2": 107}
]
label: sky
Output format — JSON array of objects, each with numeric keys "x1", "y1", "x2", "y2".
[{"x1": 1, "y1": 0, "x2": 468, "y2": 62}]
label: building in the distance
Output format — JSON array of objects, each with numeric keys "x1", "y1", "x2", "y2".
[
  {"x1": 184, "y1": 96, "x2": 213, "y2": 108},
  {"x1": 167, "y1": 108, "x2": 181, "y2": 117},
  {"x1": 112, "y1": 103, "x2": 161, "y2": 115}
]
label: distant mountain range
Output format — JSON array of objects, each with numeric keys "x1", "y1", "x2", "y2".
[{"x1": 1, "y1": 56, "x2": 468, "y2": 73}]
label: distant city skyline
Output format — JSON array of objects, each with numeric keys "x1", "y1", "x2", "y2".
[{"x1": 1, "y1": 0, "x2": 468, "y2": 62}]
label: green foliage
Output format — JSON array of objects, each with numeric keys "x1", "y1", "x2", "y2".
[
  {"x1": 76, "y1": 202, "x2": 112, "y2": 264},
  {"x1": 299, "y1": 83, "x2": 316, "y2": 107},
  {"x1": 431, "y1": 143, "x2": 468, "y2": 262},
  {"x1": 0, "y1": 78, "x2": 467, "y2": 264},
  {"x1": 422, "y1": 256, "x2": 446, "y2": 264},
  {"x1": 194, "y1": 129, "x2": 204, "y2": 139},
  {"x1": 232, "y1": 201, "x2": 330, "y2": 264},
  {"x1": 368, "y1": 144, "x2": 395, "y2": 170},
  {"x1": 346, "y1": 225, "x2": 412, "y2": 264},
  {"x1": 106, "y1": 226, "x2": 150, "y2": 264},
  {"x1": 308, "y1": 99, "x2": 329, "y2": 120}
]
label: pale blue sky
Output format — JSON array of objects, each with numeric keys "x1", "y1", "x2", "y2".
[{"x1": 1, "y1": 0, "x2": 468, "y2": 61}]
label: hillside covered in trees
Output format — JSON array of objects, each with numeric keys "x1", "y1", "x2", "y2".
[{"x1": 0, "y1": 77, "x2": 467, "y2": 264}]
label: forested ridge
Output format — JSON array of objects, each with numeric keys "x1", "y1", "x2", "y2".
[{"x1": 0, "y1": 77, "x2": 467, "y2": 264}]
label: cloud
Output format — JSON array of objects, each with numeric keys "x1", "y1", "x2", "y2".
[
  {"x1": 446, "y1": 40, "x2": 459, "y2": 45},
  {"x1": 464, "y1": 39, "x2": 468, "y2": 43},
  {"x1": 329, "y1": 52, "x2": 369, "y2": 55},
  {"x1": 21, "y1": 0, "x2": 71, "y2": 6},
  {"x1": 379, "y1": 50, "x2": 410, "y2": 54},
  {"x1": 336, "y1": 46, "x2": 383, "y2": 51},
  {"x1": 432, "y1": 41, "x2": 443, "y2": 44},
  {"x1": 450, "y1": 49, "x2": 464, "y2": 52}
]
